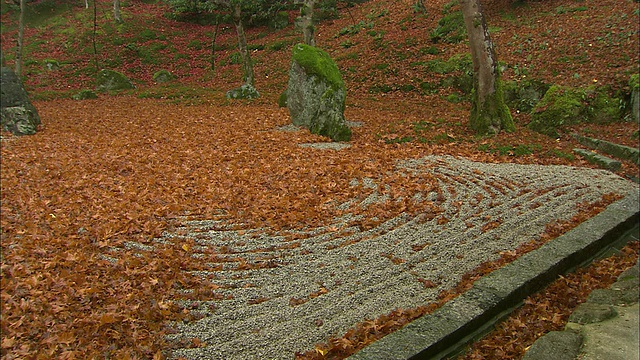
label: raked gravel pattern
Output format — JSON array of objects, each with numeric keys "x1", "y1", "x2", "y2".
[{"x1": 105, "y1": 155, "x2": 638, "y2": 359}]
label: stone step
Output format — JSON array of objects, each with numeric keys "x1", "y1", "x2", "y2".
[
  {"x1": 573, "y1": 148, "x2": 622, "y2": 171},
  {"x1": 572, "y1": 134, "x2": 639, "y2": 165}
]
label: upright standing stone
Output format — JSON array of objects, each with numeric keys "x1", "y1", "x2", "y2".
[
  {"x1": 0, "y1": 67, "x2": 40, "y2": 136},
  {"x1": 287, "y1": 43, "x2": 351, "y2": 142}
]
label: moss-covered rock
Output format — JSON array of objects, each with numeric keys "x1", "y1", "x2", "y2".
[
  {"x1": 72, "y1": 89, "x2": 98, "y2": 100},
  {"x1": 226, "y1": 84, "x2": 260, "y2": 100},
  {"x1": 503, "y1": 79, "x2": 550, "y2": 113},
  {"x1": 153, "y1": 69, "x2": 174, "y2": 83},
  {"x1": 530, "y1": 85, "x2": 624, "y2": 137},
  {"x1": 96, "y1": 69, "x2": 134, "y2": 92},
  {"x1": 529, "y1": 85, "x2": 585, "y2": 137},
  {"x1": 287, "y1": 43, "x2": 351, "y2": 142},
  {"x1": 586, "y1": 87, "x2": 621, "y2": 124},
  {"x1": 291, "y1": 43, "x2": 345, "y2": 94}
]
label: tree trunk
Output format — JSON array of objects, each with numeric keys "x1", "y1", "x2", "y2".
[
  {"x1": 211, "y1": 19, "x2": 220, "y2": 70},
  {"x1": 232, "y1": 3, "x2": 254, "y2": 86},
  {"x1": 15, "y1": 0, "x2": 25, "y2": 76},
  {"x1": 113, "y1": 0, "x2": 123, "y2": 23},
  {"x1": 92, "y1": 0, "x2": 99, "y2": 71},
  {"x1": 459, "y1": 0, "x2": 514, "y2": 135},
  {"x1": 301, "y1": 0, "x2": 316, "y2": 46}
]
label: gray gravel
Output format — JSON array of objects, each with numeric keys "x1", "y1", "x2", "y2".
[{"x1": 107, "y1": 155, "x2": 637, "y2": 359}]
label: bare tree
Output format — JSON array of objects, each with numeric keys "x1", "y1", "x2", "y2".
[
  {"x1": 211, "y1": 0, "x2": 255, "y2": 86},
  {"x1": 114, "y1": 0, "x2": 123, "y2": 23},
  {"x1": 459, "y1": 0, "x2": 514, "y2": 134},
  {"x1": 299, "y1": 0, "x2": 316, "y2": 46},
  {"x1": 15, "y1": 0, "x2": 25, "y2": 76},
  {"x1": 231, "y1": 2, "x2": 254, "y2": 85}
]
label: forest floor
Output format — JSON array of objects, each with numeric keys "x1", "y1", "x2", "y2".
[{"x1": 1, "y1": 0, "x2": 639, "y2": 359}]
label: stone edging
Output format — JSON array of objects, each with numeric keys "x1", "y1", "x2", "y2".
[
  {"x1": 348, "y1": 191, "x2": 639, "y2": 360},
  {"x1": 572, "y1": 133, "x2": 640, "y2": 165},
  {"x1": 523, "y1": 239, "x2": 639, "y2": 360}
]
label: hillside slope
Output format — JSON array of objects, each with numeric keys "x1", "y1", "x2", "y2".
[{"x1": 1, "y1": 0, "x2": 638, "y2": 98}]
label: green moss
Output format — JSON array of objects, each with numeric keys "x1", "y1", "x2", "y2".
[
  {"x1": 95, "y1": 69, "x2": 134, "y2": 92},
  {"x1": 43, "y1": 58, "x2": 60, "y2": 71},
  {"x1": 291, "y1": 43, "x2": 345, "y2": 93},
  {"x1": 587, "y1": 87, "x2": 621, "y2": 123},
  {"x1": 430, "y1": 10, "x2": 466, "y2": 44},
  {"x1": 313, "y1": 119, "x2": 352, "y2": 142},
  {"x1": 530, "y1": 85, "x2": 624, "y2": 136},
  {"x1": 502, "y1": 79, "x2": 550, "y2": 112},
  {"x1": 72, "y1": 89, "x2": 98, "y2": 100},
  {"x1": 152, "y1": 69, "x2": 174, "y2": 83},
  {"x1": 470, "y1": 75, "x2": 515, "y2": 135},
  {"x1": 529, "y1": 85, "x2": 584, "y2": 137},
  {"x1": 278, "y1": 90, "x2": 287, "y2": 107},
  {"x1": 629, "y1": 73, "x2": 639, "y2": 90},
  {"x1": 268, "y1": 11, "x2": 289, "y2": 30}
]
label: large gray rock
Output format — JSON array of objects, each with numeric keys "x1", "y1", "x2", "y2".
[
  {"x1": 0, "y1": 67, "x2": 40, "y2": 135},
  {"x1": 568, "y1": 303, "x2": 618, "y2": 324},
  {"x1": 522, "y1": 331, "x2": 583, "y2": 360},
  {"x1": 286, "y1": 43, "x2": 351, "y2": 142}
]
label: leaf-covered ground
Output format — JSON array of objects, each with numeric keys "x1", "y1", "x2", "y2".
[{"x1": 1, "y1": 0, "x2": 639, "y2": 358}]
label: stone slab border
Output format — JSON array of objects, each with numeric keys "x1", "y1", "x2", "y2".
[
  {"x1": 572, "y1": 133, "x2": 639, "y2": 165},
  {"x1": 348, "y1": 191, "x2": 639, "y2": 360}
]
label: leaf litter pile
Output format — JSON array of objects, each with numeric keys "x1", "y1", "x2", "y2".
[{"x1": 2, "y1": 97, "x2": 638, "y2": 359}]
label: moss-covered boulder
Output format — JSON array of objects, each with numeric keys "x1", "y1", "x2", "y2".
[
  {"x1": 529, "y1": 85, "x2": 585, "y2": 137},
  {"x1": 0, "y1": 67, "x2": 40, "y2": 135},
  {"x1": 96, "y1": 69, "x2": 134, "y2": 92},
  {"x1": 152, "y1": 69, "x2": 174, "y2": 83},
  {"x1": 630, "y1": 74, "x2": 639, "y2": 123},
  {"x1": 225, "y1": 84, "x2": 260, "y2": 100},
  {"x1": 586, "y1": 87, "x2": 621, "y2": 124},
  {"x1": 503, "y1": 79, "x2": 550, "y2": 113},
  {"x1": 286, "y1": 43, "x2": 351, "y2": 142},
  {"x1": 72, "y1": 89, "x2": 98, "y2": 100},
  {"x1": 530, "y1": 85, "x2": 624, "y2": 137}
]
